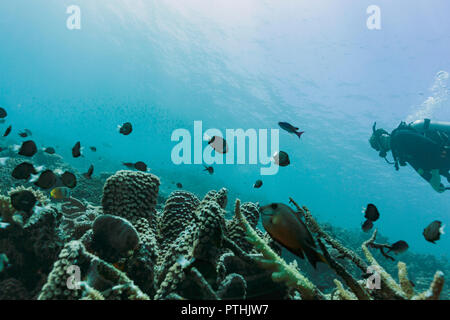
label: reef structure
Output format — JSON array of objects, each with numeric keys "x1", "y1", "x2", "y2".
[{"x1": 0, "y1": 169, "x2": 446, "y2": 300}]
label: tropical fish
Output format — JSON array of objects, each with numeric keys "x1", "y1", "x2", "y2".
[
  {"x1": 361, "y1": 219, "x2": 373, "y2": 232},
  {"x1": 10, "y1": 190, "x2": 37, "y2": 213},
  {"x1": 176, "y1": 182, "x2": 183, "y2": 188},
  {"x1": 89, "y1": 146, "x2": 97, "y2": 152},
  {"x1": 0, "y1": 107, "x2": 7, "y2": 118},
  {"x1": 278, "y1": 122, "x2": 304, "y2": 139},
  {"x1": 50, "y1": 187, "x2": 71, "y2": 200},
  {"x1": 61, "y1": 171, "x2": 77, "y2": 188},
  {"x1": 3, "y1": 125, "x2": 12, "y2": 137},
  {"x1": 272, "y1": 151, "x2": 290, "y2": 167},
  {"x1": 364, "y1": 204, "x2": 380, "y2": 222},
  {"x1": 18, "y1": 129, "x2": 32, "y2": 138},
  {"x1": 204, "y1": 166, "x2": 214, "y2": 174},
  {"x1": 83, "y1": 164, "x2": 94, "y2": 179},
  {"x1": 423, "y1": 221, "x2": 445, "y2": 244},
  {"x1": 208, "y1": 136, "x2": 228, "y2": 154},
  {"x1": 253, "y1": 179, "x2": 263, "y2": 188},
  {"x1": 72, "y1": 141, "x2": 82, "y2": 158},
  {"x1": 12, "y1": 162, "x2": 38, "y2": 180},
  {"x1": 118, "y1": 122, "x2": 132, "y2": 135},
  {"x1": 134, "y1": 161, "x2": 148, "y2": 172},
  {"x1": 387, "y1": 240, "x2": 409, "y2": 254},
  {"x1": 43, "y1": 147, "x2": 56, "y2": 154},
  {"x1": 260, "y1": 203, "x2": 326, "y2": 268},
  {"x1": 17, "y1": 140, "x2": 37, "y2": 157},
  {"x1": 33, "y1": 170, "x2": 57, "y2": 189}
]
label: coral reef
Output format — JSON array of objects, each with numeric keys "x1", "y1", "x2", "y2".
[{"x1": 0, "y1": 164, "x2": 448, "y2": 300}]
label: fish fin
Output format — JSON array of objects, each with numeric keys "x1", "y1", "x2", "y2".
[
  {"x1": 295, "y1": 131, "x2": 304, "y2": 139},
  {"x1": 440, "y1": 224, "x2": 445, "y2": 235},
  {"x1": 303, "y1": 245, "x2": 328, "y2": 269}
]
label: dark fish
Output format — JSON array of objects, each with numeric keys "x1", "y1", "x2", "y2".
[
  {"x1": 253, "y1": 179, "x2": 263, "y2": 188},
  {"x1": 72, "y1": 141, "x2": 82, "y2": 158},
  {"x1": 18, "y1": 129, "x2": 32, "y2": 138},
  {"x1": 92, "y1": 214, "x2": 140, "y2": 261},
  {"x1": 0, "y1": 107, "x2": 7, "y2": 118},
  {"x1": 260, "y1": 203, "x2": 326, "y2": 269},
  {"x1": 89, "y1": 146, "x2": 97, "y2": 152},
  {"x1": 423, "y1": 221, "x2": 445, "y2": 244},
  {"x1": 12, "y1": 162, "x2": 37, "y2": 180},
  {"x1": 83, "y1": 164, "x2": 94, "y2": 179},
  {"x1": 10, "y1": 190, "x2": 36, "y2": 213},
  {"x1": 278, "y1": 122, "x2": 304, "y2": 139},
  {"x1": 387, "y1": 240, "x2": 409, "y2": 254},
  {"x1": 44, "y1": 147, "x2": 56, "y2": 154},
  {"x1": 34, "y1": 170, "x2": 57, "y2": 189},
  {"x1": 176, "y1": 182, "x2": 183, "y2": 188},
  {"x1": 134, "y1": 161, "x2": 147, "y2": 172},
  {"x1": 208, "y1": 136, "x2": 228, "y2": 154},
  {"x1": 119, "y1": 122, "x2": 132, "y2": 135},
  {"x1": 3, "y1": 125, "x2": 12, "y2": 137},
  {"x1": 364, "y1": 204, "x2": 380, "y2": 222},
  {"x1": 361, "y1": 219, "x2": 373, "y2": 232},
  {"x1": 122, "y1": 162, "x2": 135, "y2": 168},
  {"x1": 273, "y1": 151, "x2": 290, "y2": 167},
  {"x1": 18, "y1": 140, "x2": 37, "y2": 157},
  {"x1": 61, "y1": 171, "x2": 77, "y2": 188},
  {"x1": 204, "y1": 166, "x2": 214, "y2": 174}
]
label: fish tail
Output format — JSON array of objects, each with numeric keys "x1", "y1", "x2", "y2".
[
  {"x1": 304, "y1": 246, "x2": 328, "y2": 269},
  {"x1": 440, "y1": 224, "x2": 445, "y2": 235},
  {"x1": 295, "y1": 131, "x2": 304, "y2": 139}
]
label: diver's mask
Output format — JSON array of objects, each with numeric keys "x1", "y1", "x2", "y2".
[{"x1": 369, "y1": 122, "x2": 391, "y2": 158}]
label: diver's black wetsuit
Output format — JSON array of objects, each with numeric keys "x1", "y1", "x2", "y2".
[{"x1": 390, "y1": 123, "x2": 450, "y2": 183}]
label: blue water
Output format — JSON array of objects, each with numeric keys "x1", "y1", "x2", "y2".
[{"x1": 1, "y1": 0, "x2": 449, "y2": 258}]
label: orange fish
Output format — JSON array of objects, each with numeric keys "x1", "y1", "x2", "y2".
[{"x1": 260, "y1": 203, "x2": 326, "y2": 269}]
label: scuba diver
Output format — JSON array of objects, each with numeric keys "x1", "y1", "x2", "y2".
[{"x1": 369, "y1": 119, "x2": 450, "y2": 193}]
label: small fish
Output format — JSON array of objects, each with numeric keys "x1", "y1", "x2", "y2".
[
  {"x1": 260, "y1": 203, "x2": 327, "y2": 269},
  {"x1": 253, "y1": 179, "x2": 263, "y2": 188},
  {"x1": 423, "y1": 221, "x2": 445, "y2": 244},
  {"x1": 134, "y1": 161, "x2": 148, "y2": 172},
  {"x1": 278, "y1": 122, "x2": 304, "y2": 139},
  {"x1": 72, "y1": 141, "x2": 82, "y2": 158},
  {"x1": 272, "y1": 151, "x2": 290, "y2": 167},
  {"x1": 18, "y1": 129, "x2": 32, "y2": 138},
  {"x1": 118, "y1": 122, "x2": 132, "y2": 135},
  {"x1": 12, "y1": 162, "x2": 38, "y2": 180},
  {"x1": 0, "y1": 107, "x2": 7, "y2": 118},
  {"x1": 89, "y1": 146, "x2": 97, "y2": 152},
  {"x1": 361, "y1": 219, "x2": 373, "y2": 232},
  {"x1": 50, "y1": 187, "x2": 71, "y2": 200},
  {"x1": 17, "y1": 140, "x2": 37, "y2": 157},
  {"x1": 10, "y1": 190, "x2": 37, "y2": 213},
  {"x1": 83, "y1": 164, "x2": 94, "y2": 179},
  {"x1": 364, "y1": 204, "x2": 380, "y2": 222},
  {"x1": 43, "y1": 147, "x2": 56, "y2": 154},
  {"x1": 387, "y1": 240, "x2": 409, "y2": 254},
  {"x1": 61, "y1": 171, "x2": 77, "y2": 188},
  {"x1": 204, "y1": 166, "x2": 214, "y2": 174},
  {"x1": 176, "y1": 182, "x2": 183, "y2": 188},
  {"x1": 34, "y1": 170, "x2": 57, "y2": 189},
  {"x1": 208, "y1": 136, "x2": 228, "y2": 154},
  {"x1": 0, "y1": 157, "x2": 9, "y2": 166},
  {"x1": 3, "y1": 125, "x2": 12, "y2": 137},
  {"x1": 122, "y1": 162, "x2": 135, "y2": 168}
]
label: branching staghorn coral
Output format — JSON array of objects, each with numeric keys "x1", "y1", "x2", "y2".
[{"x1": 234, "y1": 199, "x2": 326, "y2": 300}]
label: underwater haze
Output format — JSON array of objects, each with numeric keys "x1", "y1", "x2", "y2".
[{"x1": 1, "y1": 0, "x2": 449, "y2": 263}]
